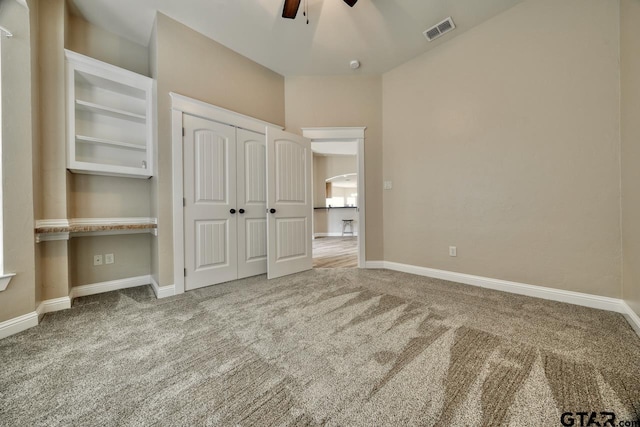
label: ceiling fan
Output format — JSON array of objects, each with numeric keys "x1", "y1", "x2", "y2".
[{"x1": 282, "y1": 0, "x2": 358, "y2": 19}]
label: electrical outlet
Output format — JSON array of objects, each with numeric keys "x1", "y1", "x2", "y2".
[
  {"x1": 449, "y1": 246, "x2": 457, "y2": 257},
  {"x1": 105, "y1": 253, "x2": 114, "y2": 265},
  {"x1": 93, "y1": 254, "x2": 103, "y2": 266}
]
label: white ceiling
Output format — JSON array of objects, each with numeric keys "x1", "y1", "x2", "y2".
[
  {"x1": 328, "y1": 174, "x2": 358, "y2": 189},
  {"x1": 68, "y1": 0, "x2": 524, "y2": 76}
]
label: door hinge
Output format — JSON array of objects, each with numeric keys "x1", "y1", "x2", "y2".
[
  {"x1": 184, "y1": 268, "x2": 187, "y2": 277},
  {"x1": 182, "y1": 127, "x2": 185, "y2": 137},
  {"x1": 183, "y1": 198, "x2": 186, "y2": 207}
]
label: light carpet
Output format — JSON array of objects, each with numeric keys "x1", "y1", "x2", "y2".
[{"x1": 1, "y1": 268, "x2": 639, "y2": 426}]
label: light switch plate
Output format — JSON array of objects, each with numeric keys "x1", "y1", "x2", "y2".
[{"x1": 383, "y1": 180, "x2": 393, "y2": 190}]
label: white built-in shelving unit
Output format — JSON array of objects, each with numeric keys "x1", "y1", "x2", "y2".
[{"x1": 65, "y1": 50, "x2": 153, "y2": 178}]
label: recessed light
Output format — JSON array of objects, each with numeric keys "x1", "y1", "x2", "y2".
[{"x1": 350, "y1": 60, "x2": 360, "y2": 70}]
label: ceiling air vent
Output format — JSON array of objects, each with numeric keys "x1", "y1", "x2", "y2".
[{"x1": 423, "y1": 17, "x2": 456, "y2": 42}]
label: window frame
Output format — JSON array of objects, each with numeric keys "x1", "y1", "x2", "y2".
[{"x1": 0, "y1": 28, "x2": 15, "y2": 291}]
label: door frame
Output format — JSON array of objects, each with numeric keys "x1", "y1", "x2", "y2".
[
  {"x1": 301, "y1": 127, "x2": 366, "y2": 268},
  {"x1": 170, "y1": 93, "x2": 282, "y2": 295}
]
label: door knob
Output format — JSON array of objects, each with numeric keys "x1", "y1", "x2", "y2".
[
  {"x1": 269, "y1": 208, "x2": 276, "y2": 214},
  {"x1": 230, "y1": 209, "x2": 236, "y2": 214},
  {"x1": 239, "y1": 209, "x2": 245, "y2": 214}
]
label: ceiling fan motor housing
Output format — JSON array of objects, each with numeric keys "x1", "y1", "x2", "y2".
[{"x1": 282, "y1": 0, "x2": 357, "y2": 20}]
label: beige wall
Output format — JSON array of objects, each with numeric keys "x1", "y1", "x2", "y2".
[
  {"x1": 36, "y1": 0, "x2": 71, "y2": 301},
  {"x1": 28, "y1": 0, "x2": 41, "y2": 306},
  {"x1": 285, "y1": 75, "x2": 383, "y2": 261},
  {"x1": 151, "y1": 13, "x2": 285, "y2": 286},
  {"x1": 70, "y1": 175, "x2": 150, "y2": 218},
  {"x1": 3, "y1": 2, "x2": 157, "y2": 299},
  {"x1": 382, "y1": 0, "x2": 622, "y2": 297},
  {"x1": 66, "y1": 14, "x2": 149, "y2": 76},
  {"x1": 621, "y1": 0, "x2": 640, "y2": 317},
  {"x1": 0, "y1": 0, "x2": 634, "y2": 327},
  {"x1": 0, "y1": 0, "x2": 36, "y2": 322},
  {"x1": 39, "y1": 0, "x2": 67, "y2": 221},
  {"x1": 62, "y1": 14, "x2": 153, "y2": 288},
  {"x1": 70, "y1": 235, "x2": 151, "y2": 286},
  {"x1": 67, "y1": 173, "x2": 151, "y2": 288},
  {"x1": 149, "y1": 20, "x2": 158, "y2": 291}
]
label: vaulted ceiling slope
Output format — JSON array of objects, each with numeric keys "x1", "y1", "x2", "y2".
[{"x1": 69, "y1": 0, "x2": 524, "y2": 76}]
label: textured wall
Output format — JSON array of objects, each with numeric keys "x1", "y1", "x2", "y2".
[
  {"x1": 382, "y1": 0, "x2": 621, "y2": 297},
  {"x1": 621, "y1": 0, "x2": 640, "y2": 317},
  {"x1": 285, "y1": 75, "x2": 384, "y2": 261}
]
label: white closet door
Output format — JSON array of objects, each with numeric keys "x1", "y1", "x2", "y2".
[
  {"x1": 266, "y1": 128, "x2": 313, "y2": 279},
  {"x1": 183, "y1": 115, "x2": 238, "y2": 290},
  {"x1": 236, "y1": 128, "x2": 267, "y2": 279}
]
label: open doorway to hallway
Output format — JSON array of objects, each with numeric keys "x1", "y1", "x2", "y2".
[
  {"x1": 311, "y1": 151, "x2": 358, "y2": 268},
  {"x1": 304, "y1": 127, "x2": 366, "y2": 269}
]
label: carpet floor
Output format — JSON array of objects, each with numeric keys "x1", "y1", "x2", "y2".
[{"x1": 1, "y1": 268, "x2": 639, "y2": 426}]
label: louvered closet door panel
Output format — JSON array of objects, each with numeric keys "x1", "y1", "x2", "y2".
[
  {"x1": 183, "y1": 114, "x2": 238, "y2": 290},
  {"x1": 236, "y1": 128, "x2": 267, "y2": 279}
]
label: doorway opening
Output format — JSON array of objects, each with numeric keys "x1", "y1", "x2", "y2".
[{"x1": 302, "y1": 127, "x2": 366, "y2": 269}]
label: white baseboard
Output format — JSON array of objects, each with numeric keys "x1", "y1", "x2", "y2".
[
  {"x1": 36, "y1": 297, "x2": 72, "y2": 317},
  {"x1": 369, "y1": 260, "x2": 640, "y2": 336},
  {"x1": 383, "y1": 261, "x2": 626, "y2": 314},
  {"x1": 0, "y1": 296, "x2": 72, "y2": 340},
  {"x1": 150, "y1": 277, "x2": 175, "y2": 299},
  {"x1": 621, "y1": 301, "x2": 640, "y2": 336},
  {"x1": 365, "y1": 261, "x2": 385, "y2": 269},
  {"x1": 314, "y1": 232, "x2": 358, "y2": 237},
  {"x1": 70, "y1": 275, "x2": 152, "y2": 299},
  {"x1": 0, "y1": 275, "x2": 172, "y2": 341},
  {"x1": 0, "y1": 311, "x2": 38, "y2": 340},
  {"x1": 4, "y1": 264, "x2": 638, "y2": 341}
]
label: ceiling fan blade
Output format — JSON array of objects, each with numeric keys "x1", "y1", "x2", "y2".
[
  {"x1": 282, "y1": 0, "x2": 302, "y2": 19},
  {"x1": 343, "y1": 0, "x2": 358, "y2": 7}
]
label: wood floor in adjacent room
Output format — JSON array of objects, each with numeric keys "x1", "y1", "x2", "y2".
[{"x1": 313, "y1": 236, "x2": 357, "y2": 268}]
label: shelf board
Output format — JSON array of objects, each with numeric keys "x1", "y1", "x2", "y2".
[
  {"x1": 75, "y1": 73, "x2": 147, "y2": 101},
  {"x1": 76, "y1": 100, "x2": 146, "y2": 122},
  {"x1": 76, "y1": 135, "x2": 146, "y2": 152},
  {"x1": 69, "y1": 163, "x2": 152, "y2": 179},
  {"x1": 35, "y1": 218, "x2": 158, "y2": 242}
]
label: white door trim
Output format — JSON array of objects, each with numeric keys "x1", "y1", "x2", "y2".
[
  {"x1": 170, "y1": 93, "x2": 283, "y2": 295},
  {"x1": 302, "y1": 127, "x2": 366, "y2": 268}
]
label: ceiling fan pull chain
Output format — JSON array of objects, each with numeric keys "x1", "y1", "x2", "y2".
[{"x1": 306, "y1": 0, "x2": 309, "y2": 24}]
